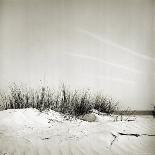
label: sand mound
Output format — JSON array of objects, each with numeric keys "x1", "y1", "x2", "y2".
[{"x1": 78, "y1": 113, "x2": 96, "y2": 122}]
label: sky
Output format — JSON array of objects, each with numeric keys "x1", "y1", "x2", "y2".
[{"x1": 0, "y1": 0, "x2": 154, "y2": 110}]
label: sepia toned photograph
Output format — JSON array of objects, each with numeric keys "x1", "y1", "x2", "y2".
[{"x1": 0, "y1": 0, "x2": 155, "y2": 154}]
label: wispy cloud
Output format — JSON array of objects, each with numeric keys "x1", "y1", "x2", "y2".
[
  {"x1": 95, "y1": 75, "x2": 136, "y2": 85},
  {"x1": 65, "y1": 51, "x2": 143, "y2": 74},
  {"x1": 77, "y1": 28, "x2": 155, "y2": 62},
  {"x1": 64, "y1": 51, "x2": 136, "y2": 84}
]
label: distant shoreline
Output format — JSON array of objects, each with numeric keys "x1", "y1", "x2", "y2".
[{"x1": 114, "y1": 111, "x2": 154, "y2": 115}]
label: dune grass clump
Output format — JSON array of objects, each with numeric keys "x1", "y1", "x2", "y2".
[
  {"x1": 93, "y1": 95, "x2": 119, "y2": 114},
  {"x1": 0, "y1": 84, "x2": 119, "y2": 117}
]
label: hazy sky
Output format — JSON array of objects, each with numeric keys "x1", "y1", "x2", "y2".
[{"x1": 0, "y1": 0, "x2": 154, "y2": 110}]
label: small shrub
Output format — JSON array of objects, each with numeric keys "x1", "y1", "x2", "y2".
[
  {"x1": 73, "y1": 92, "x2": 93, "y2": 116},
  {"x1": 94, "y1": 95, "x2": 118, "y2": 114}
]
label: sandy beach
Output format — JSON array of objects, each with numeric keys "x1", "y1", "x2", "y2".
[{"x1": 0, "y1": 108, "x2": 155, "y2": 155}]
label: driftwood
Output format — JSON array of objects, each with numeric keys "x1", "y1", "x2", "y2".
[
  {"x1": 110, "y1": 132, "x2": 155, "y2": 147},
  {"x1": 118, "y1": 132, "x2": 155, "y2": 137},
  {"x1": 110, "y1": 133, "x2": 118, "y2": 146},
  {"x1": 118, "y1": 132, "x2": 140, "y2": 137}
]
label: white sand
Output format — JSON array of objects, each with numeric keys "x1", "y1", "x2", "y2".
[{"x1": 0, "y1": 108, "x2": 155, "y2": 155}]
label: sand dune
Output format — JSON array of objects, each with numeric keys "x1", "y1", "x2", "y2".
[{"x1": 0, "y1": 109, "x2": 155, "y2": 155}]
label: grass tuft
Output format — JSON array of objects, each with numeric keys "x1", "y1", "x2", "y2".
[{"x1": 0, "y1": 83, "x2": 119, "y2": 117}]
